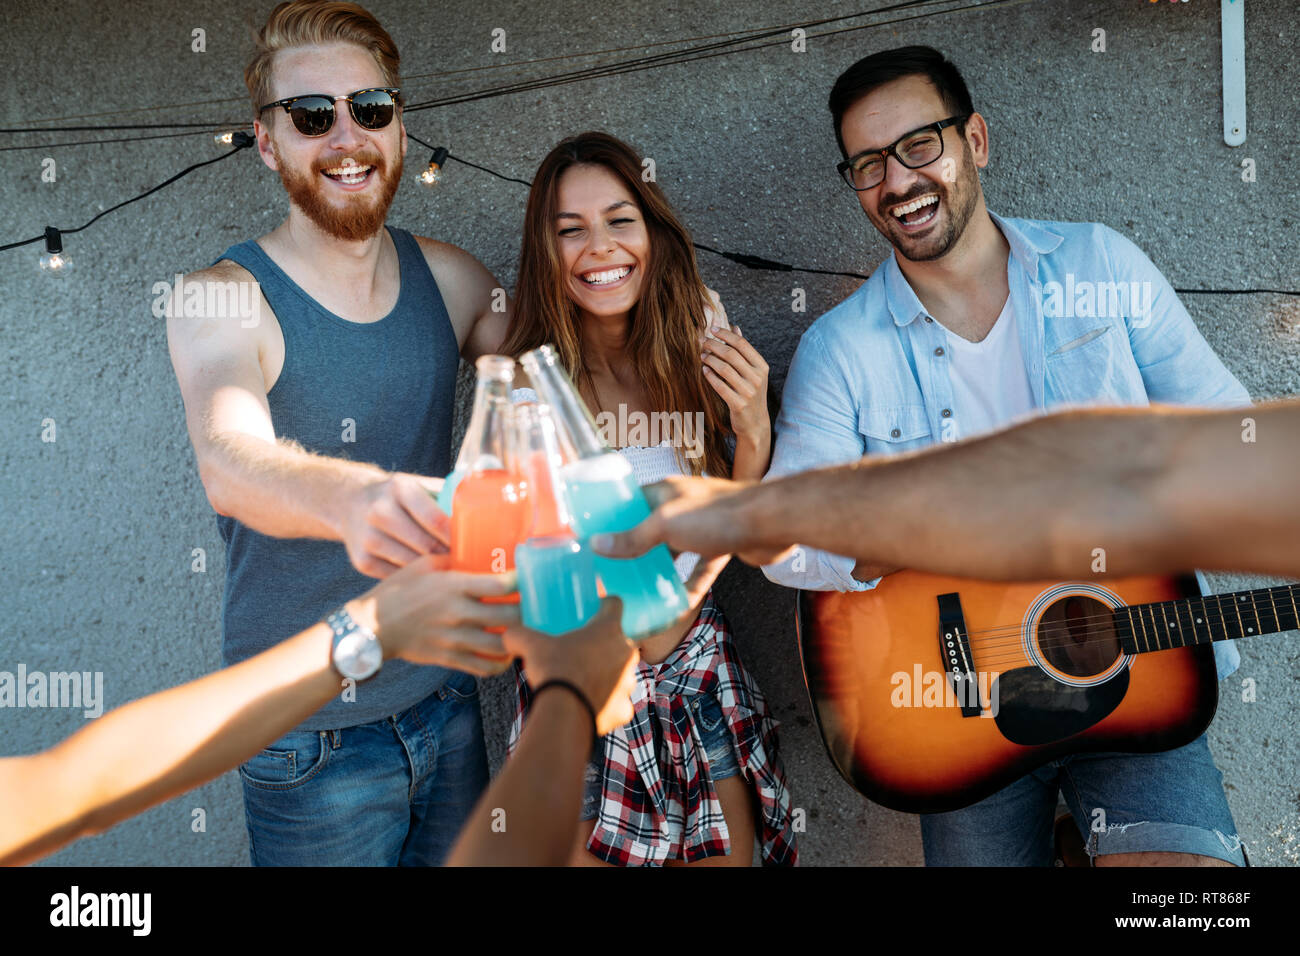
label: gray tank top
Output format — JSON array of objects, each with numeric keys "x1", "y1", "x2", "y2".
[{"x1": 212, "y1": 226, "x2": 460, "y2": 731}]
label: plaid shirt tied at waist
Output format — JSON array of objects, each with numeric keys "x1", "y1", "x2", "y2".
[{"x1": 508, "y1": 594, "x2": 798, "y2": 866}]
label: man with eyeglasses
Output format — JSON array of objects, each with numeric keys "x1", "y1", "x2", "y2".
[
  {"x1": 761, "y1": 46, "x2": 1251, "y2": 866},
  {"x1": 164, "y1": 1, "x2": 518, "y2": 865}
]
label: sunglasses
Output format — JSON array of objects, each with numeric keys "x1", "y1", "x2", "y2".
[{"x1": 258, "y1": 87, "x2": 401, "y2": 137}]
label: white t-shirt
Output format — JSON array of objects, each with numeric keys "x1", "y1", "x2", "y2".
[{"x1": 940, "y1": 294, "x2": 1036, "y2": 442}]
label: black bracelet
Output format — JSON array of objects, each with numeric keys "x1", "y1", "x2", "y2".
[{"x1": 530, "y1": 680, "x2": 598, "y2": 744}]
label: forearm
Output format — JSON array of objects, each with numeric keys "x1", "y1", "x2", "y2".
[
  {"x1": 1156, "y1": 402, "x2": 1300, "y2": 577},
  {"x1": 747, "y1": 407, "x2": 1189, "y2": 580},
  {"x1": 203, "y1": 431, "x2": 385, "y2": 539},
  {"x1": 0, "y1": 621, "x2": 340, "y2": 866},
  {"x1": 730, "y1": 429, "x2": 771, "y2": 483},
  {"x1": 446, "y1": 689, "x2": 591, "y2": 866}
]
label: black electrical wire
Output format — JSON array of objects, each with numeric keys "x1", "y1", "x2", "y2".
[
  {"x1": 0, "y1": 0, "x2": 1294, "y2": 295},
  {"x1": 0, "y1": 133, "x2": 254, "y2": 252},
  {"x1": 405, "y1": 0, "x2": 1010, "y2": 114},
  {"x1": 4, "y1": 0, "x2": 957, "y2": 130},
  {"x1": 0, "y1": 0, "x2": 996, "y2": 146},
  {"x1": 0, "y1": 128, "x2": 225, "y2": 153},
  {"x1": 402, "y1": 142, "x2": 1300, "y2": 292}
]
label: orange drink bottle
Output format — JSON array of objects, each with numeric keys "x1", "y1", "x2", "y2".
[
  {"x1": 439, "y1": 355, "x2": 516, "y2": 517},
  {"x1": 449, "y1": 359, "x2": 527, "y2": 623}
]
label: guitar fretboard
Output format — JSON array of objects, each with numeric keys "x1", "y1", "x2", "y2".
[{"x1": 1116, "y1": 583, "x2": 1300, "y2": 654}]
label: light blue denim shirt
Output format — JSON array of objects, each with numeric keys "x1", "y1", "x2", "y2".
[{"x1": 764, "y1": 213, "x2": 1252, "y2": 676}]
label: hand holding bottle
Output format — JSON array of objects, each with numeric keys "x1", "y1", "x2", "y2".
[
  {"x1": 346, "y1": 553, "x2": 520, "y2": 676},
  {"x1": 503, "y1": 597, "x2": 639, "y2": 735},
  {"x1": 341, "y1": 472, "x2": 450, "y2": 579}
]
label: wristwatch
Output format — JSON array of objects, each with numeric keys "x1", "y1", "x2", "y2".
[{"x1": 327, "y1": 606, "x2": 383, "y2": 682}]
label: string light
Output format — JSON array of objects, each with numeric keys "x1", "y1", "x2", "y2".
[
  {"x1": 5, "y1": 135, "x2": 1298, "y2": 295},
  {"x1": 419, "y1": 146, "x2": 450, "y2": 186},
  {"x1": 0, "y1": 133, "x2": 254, "y2": 266},
  {"x1": 213, "y1": 130, "x2": 252, "y2": 148},
  {"x1": 38, "y1": 227, "x2": 71, "y2": 275}
]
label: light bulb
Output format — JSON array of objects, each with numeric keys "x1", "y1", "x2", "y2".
[
  {"x1": 215, "y1": 130, "x2": 253, "y2": 149},
  {"x1": 39, "y1": 227, "x2": 70, "y2": 275},
  {"x1": 420, "y1": 147, "x2": 450, "y2": 187},
  {"x1": 39, "y1": 252, "x2": 71, "y2": 274}
]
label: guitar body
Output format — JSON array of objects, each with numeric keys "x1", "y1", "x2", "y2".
[{"x1": 796, "y1": 571, "x2": 1219, "y2": 814}]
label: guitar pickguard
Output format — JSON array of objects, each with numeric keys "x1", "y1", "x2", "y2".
[{"x1": 991, "y1": 666, "x2": 1129, "y2": 746}]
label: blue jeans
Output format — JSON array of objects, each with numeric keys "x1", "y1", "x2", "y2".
[
  {"x1": 239, "y1": 672, "x2": 488, "y2": 866},
  {"x1": 921, "y1": 732, "x2": 1246, "y2": 866}
]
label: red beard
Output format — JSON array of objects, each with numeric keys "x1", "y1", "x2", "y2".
[{"x1": 274, "y1": 147, "x2": 403, "y2": 241}]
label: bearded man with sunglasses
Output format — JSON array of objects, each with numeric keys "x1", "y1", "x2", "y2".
[
  {"x1": 761, "y1": 46, "x2": 1252, "y2": 866},
  {"x1": 165, "y1": 1, "x2": 517, "y2": 866}
]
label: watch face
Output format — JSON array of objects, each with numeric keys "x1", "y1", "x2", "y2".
[{"x1": 336, "y1": 629, "x2": 382, "y2": 680}]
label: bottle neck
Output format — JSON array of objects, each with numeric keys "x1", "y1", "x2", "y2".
[
  {"x1": 521, "y1": 351, "x2": 608, "y2": 460},
  {"x1": 522, "y1": 451, "x2": 571, "y2": 539},
  {"x1": 455, "y1": 378, "x2": 514, "y2": 471}
]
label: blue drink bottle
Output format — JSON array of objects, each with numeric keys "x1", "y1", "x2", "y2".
[
  {"x1": 439, "y1": 355, "x2": 515, "y2": 516},
  {"x1": 520, "y1": 346, "x2": 689, "y2": 639},
  {"x1": 512, "y1": 403, "x2": 601, "y2": 635}
]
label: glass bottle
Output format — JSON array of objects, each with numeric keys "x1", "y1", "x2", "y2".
[
  {"x1": 519, "y1": 345, "x2": 689, "y2": 639},
  {"x1": 438, "y1": 355, "x2": 516, "y2": 517},
  {"x1": 449, "y1": 360, "x2": 528, "y2": 577},
  {"x1": 513, "y1": 402, "x2": 601, "y2": 635}
]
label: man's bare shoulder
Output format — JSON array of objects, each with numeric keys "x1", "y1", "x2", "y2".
[
  {"x1": 410, "y1": 234, "x2": 494, "y2": 281},
  {"x1": 196, "y1": 258, "x2": 255, "y2": 283},
  {"x1": 409, "y1": 234, "x2": 502, "y2": 346},
  {"x1": 164, "y1": 257, "x2": 275, "y2": 348}
]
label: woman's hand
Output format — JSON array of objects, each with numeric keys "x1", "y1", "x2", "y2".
[
  {"x1": 701, "y1": 325, "x2": 770, "y2": 450},
  {"x1": 701, "y1": 287, "x2": 731, "y2": 340}
]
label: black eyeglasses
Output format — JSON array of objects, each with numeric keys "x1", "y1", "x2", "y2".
[
  {"x1": 836, "y1": 115, "x2": 969, "y2": 191},
  {"x1": 258, "y1": 87, "x2": 401, "y2": 137}
]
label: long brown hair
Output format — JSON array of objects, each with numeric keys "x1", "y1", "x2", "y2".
[{"x1": 501, "y1": 131, "x2": 731, "y2": 478}]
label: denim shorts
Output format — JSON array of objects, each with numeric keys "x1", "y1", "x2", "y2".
[
  {"x1": 238, "y1": 672, "x2": 488, "y2": 866},
  {"x1": 579, "y1": 691, "x2": 741, "y2": 821},
  {"x1": 920, "y1": 731, "x2": 1246, "y2": 866}
]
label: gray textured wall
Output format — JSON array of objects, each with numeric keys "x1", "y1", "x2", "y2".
[{"x1": 1, "y1": 0, "x2": 1297, "y2": 867}]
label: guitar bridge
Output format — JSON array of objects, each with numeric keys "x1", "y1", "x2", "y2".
[{"x1": 937, "y1": 592, "x2": 983, "y2": 718}]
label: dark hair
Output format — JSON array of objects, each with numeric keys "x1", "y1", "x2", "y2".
[{"x1": 827, "y1": 46, "x2": 974, "y2": 159}]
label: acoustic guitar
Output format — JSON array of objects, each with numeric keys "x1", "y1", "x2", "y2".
[{"x1": 796, "y1": 572, "x2": 1298, "y2": 814}]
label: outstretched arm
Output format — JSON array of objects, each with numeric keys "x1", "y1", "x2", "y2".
[
  {"x1": 166, "y1": 263, "x2": 450, "y2": 578},
  {"x1": 596, "y1": 400, "x2": 1300, "y2": 581},
  {"x1": 447, "y1": 554, "x2": 730, "y2": 866},
  {"x1": 0, "y1": 557, "x2": 518, "y2": 867},
  {"x1": 446, "y1": 598, "x2": 637, "y2": 867}
]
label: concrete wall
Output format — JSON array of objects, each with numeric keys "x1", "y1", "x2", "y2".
[{"x1": 1, "y1": 0, "x2": 1296, "y2": 866}]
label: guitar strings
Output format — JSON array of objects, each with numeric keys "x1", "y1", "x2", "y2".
[
  {"x1": 968, "y1": 598, "x2": 1294, "y2": 655},
  {"x1": 947, "y1": 588, "x2": 1298, "y2": 641},
  {"x1": 908, "y1": 590, "x2": 1300, "y2": 667},
  {"x1": 966, "y1": 604, "x2": 1292, "y2": 668}
]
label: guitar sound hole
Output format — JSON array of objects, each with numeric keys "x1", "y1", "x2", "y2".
[{"x1": 1037, "y1": 596, "x2": 1120, "y2": 678}]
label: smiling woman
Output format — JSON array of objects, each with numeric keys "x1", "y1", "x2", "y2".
[
  {"x1": 502, "y1": 132, "x2": 734, "y2": 477},
  {"x1": 497, "y1": 131, "x2": 797, "y2": 868}
]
